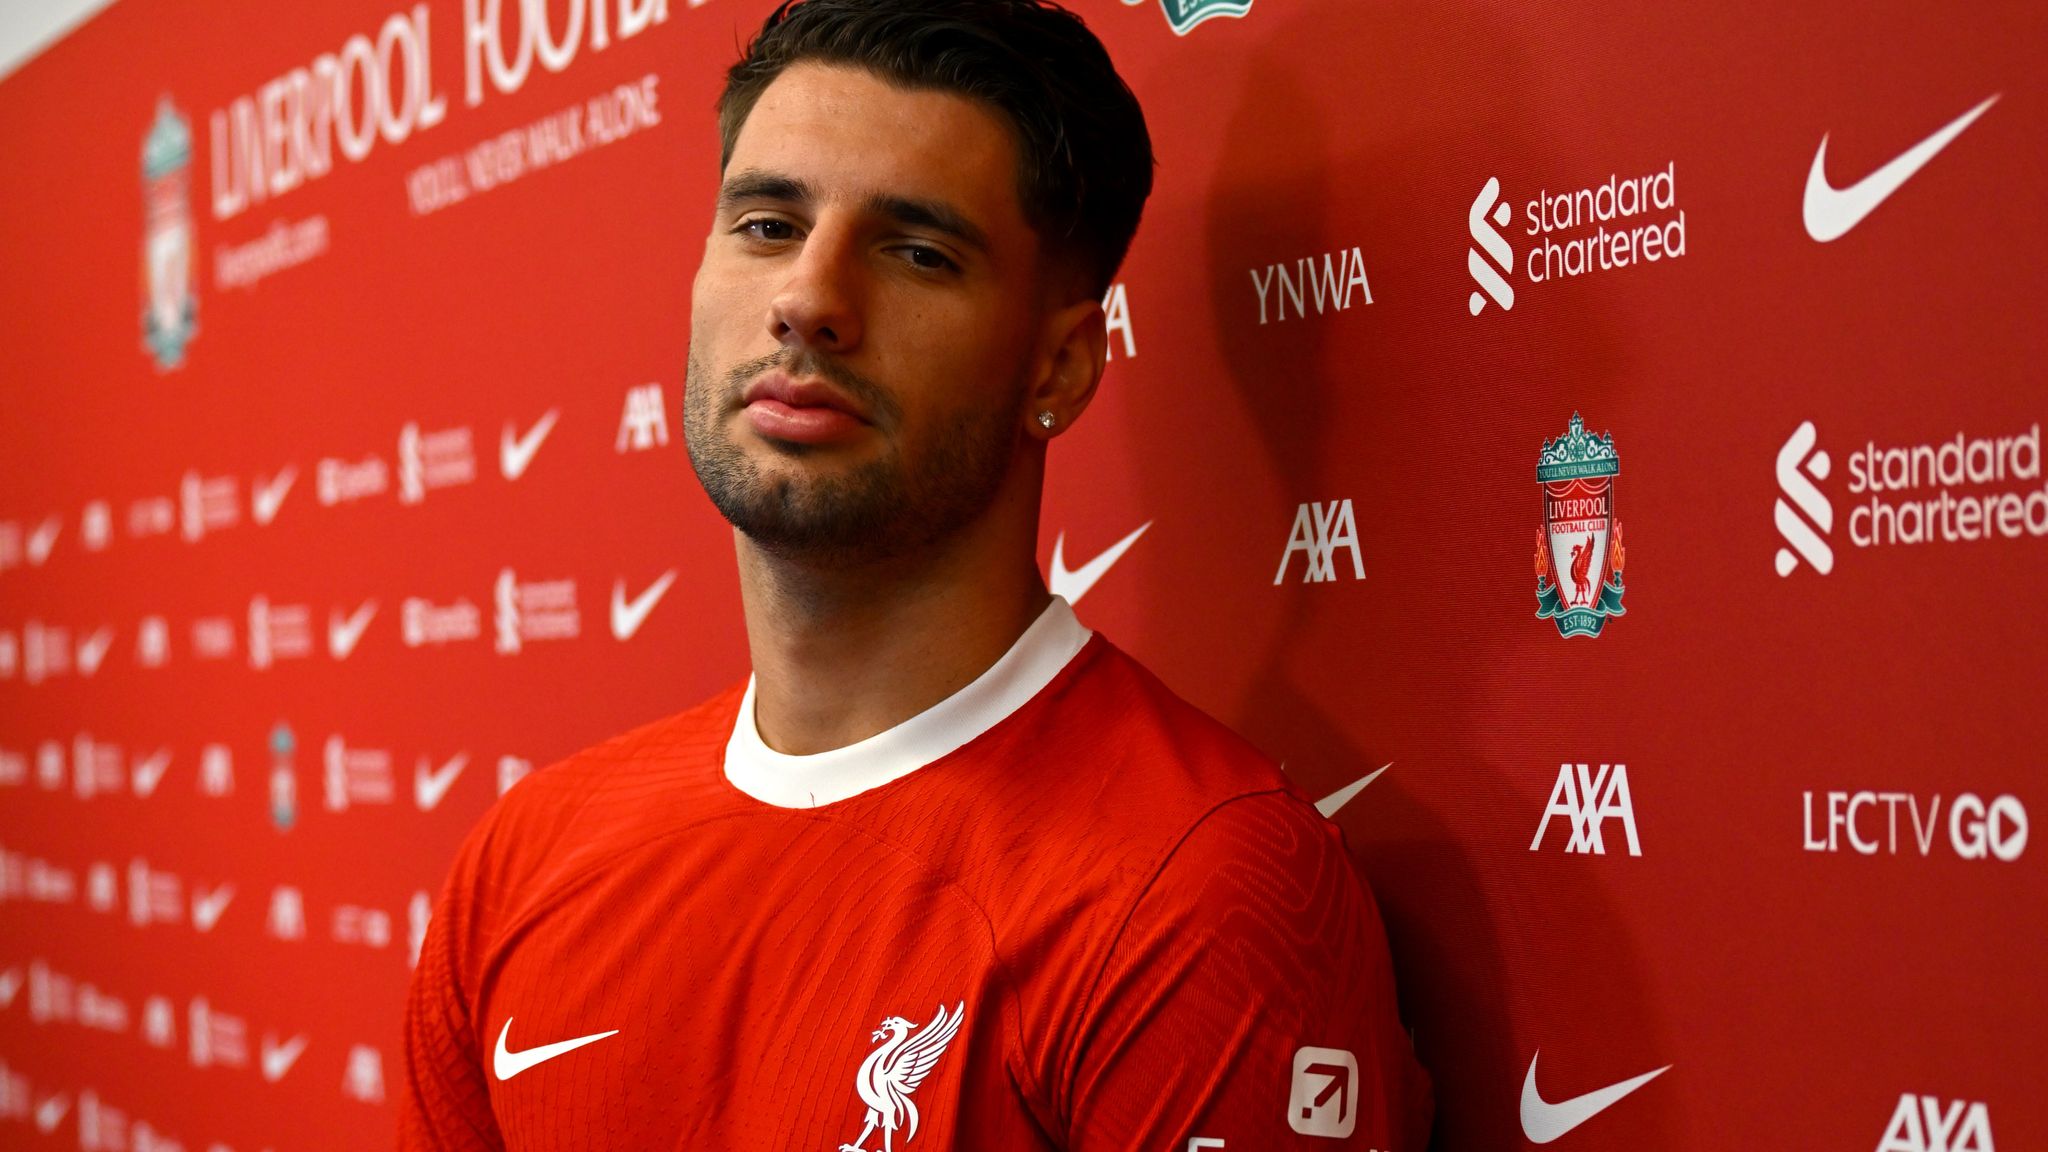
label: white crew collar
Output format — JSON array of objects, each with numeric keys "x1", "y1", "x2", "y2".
[{"x1": 723, "y1": 596, "x2": 1092, "y2": 809}]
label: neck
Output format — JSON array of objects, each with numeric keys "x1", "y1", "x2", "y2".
[{"x1": 736, "y1": 473, "x2": 1050, "y2": 756}]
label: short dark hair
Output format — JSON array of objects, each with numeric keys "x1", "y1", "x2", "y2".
[{"x1": 717, "y1": 0, "x2": 1154, "y2": 299}]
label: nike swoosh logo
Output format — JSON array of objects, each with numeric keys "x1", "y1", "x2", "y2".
[
  {"x1": 415, "y1": 753, "x2": 468, "y2": 812},
  {"x1": 1520, "y1": 1050, "x2": 1671, "y2": 1144},
  {"x1": 1314, "y1": 763, "x2": 1391, "y2": 818},
  {"x1": 27, "y1": 517, "x2": 59, "y2": 566},
  {"x1": 261, "y1": 1033, "x2": 309, "y2": 1082},
  {"x1": 132, "y1": 749, "x2": 173, "y2": 797},
  {"x1": 611, "y1": 571, "x2": 677, "y2": 641},
  {"x1": 329, "y1": 601, "x2": 378, "y2": 659},
  {"x1": 494, "y1": 1017, "x2": 619, "y2": 1080},
  {"x1": 1049, "y1": 521, "x2": 1151, "y2": 604},
  {"x1": 1803, "y1": 93, "x2": 1998, "y2": 242},
  {"x1": 501, "y1": 410, "x2": 559, "y2": 480},
  {"x1": 77, "y1": 628, "x2": 114, "y2": 675},
  {"x1": 252, "y1": 466, "x2": 297, "y2": 526},
  {"x1": 192, "y1": 884, "x2": 235, "y2": 932}
]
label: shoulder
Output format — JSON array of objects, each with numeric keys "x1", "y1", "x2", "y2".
[{"x1": 446, "y1": 679, "x2": 747, "y2": 899}]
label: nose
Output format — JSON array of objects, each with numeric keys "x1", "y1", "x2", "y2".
[{"x1": 768, "y1": 222, "x2": 864, "y2": 355}]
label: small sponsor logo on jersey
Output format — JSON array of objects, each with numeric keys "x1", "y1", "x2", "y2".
[
  {"x1": 502, "y1": 409, "x2": 559, "y2": 479},
  {"x1": 1534, "y1": 414, "x2": 1626, "y2": 638},
  {"x1": 493, "y1": 1018, "x2": 619, "y2": 1081},
  {"x1": 617, "y1": 385, "x2": 671, "y2": 451},
  {"x1": 1775, "y1": 420, "x2": 2044, "y2": 577},
  {"x1": 402, "y1": 595, "x2": 483, "y2": 646},
  {"x1": 1125, "y1": 0, "x2": 1254, "y2": 36},
  {"x1": 1102, "y1": 282, "x2": 1136, "y2": 360},
  {"x1": 1533, "y1": 763, "x2": 1641, "y2": 856},
  {"x1": 399, "y1": 421, "x2": 477, "y2": 503},
  {"x1": 1520, "y1": 1050, "x2": 1670, "y2": 1144},
  {"x1": 496, "y1": 568, "x2": 580, "y2": 654},
  {"x1": 317, "y1": 455, "x2": 390, "y2": 505},
  {"x1": 842, "y1": 1002, "x2": 966, "y2": 1150},
  {"x1": 1275, "y1": 500, "x2": 1364, "y2": 584},
  {"x1": 1878, "y1": 1094, "x2": 1995, "y2": 1152},
  {"x1": 142, "y1": 97, "x2": 199, "y2": 370},
  {"x1": 1803, "y1": 790, "x2": 2026, "y2": 861},
  {"x1": 1251, "y1": 247, "x2": 1373, "y2": 325},
  {"x1": 181, "y1": 471, "x2": 240, "y2": 542},
  {"x1": 1288, "y1": 1046, "x2": 1359, "y2": 1138},
  {"x1": 1468, "y1": 163, "x2": 1686, "y2": 315}
]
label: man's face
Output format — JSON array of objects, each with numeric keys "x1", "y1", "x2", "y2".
[{"x1": 686, "y1": 63, "x2": 1046, "y2": 560}]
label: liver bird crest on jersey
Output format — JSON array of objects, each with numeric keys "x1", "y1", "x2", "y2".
[{"x1": 839, "y1": 1001, "x2": 966, "y2": 1151}]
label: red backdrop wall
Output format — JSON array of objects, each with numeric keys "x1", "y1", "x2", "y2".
[{"x1": 1, "y1": 0, "x2": 2041, "y2": 1148}]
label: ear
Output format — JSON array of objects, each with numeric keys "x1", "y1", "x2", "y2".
[{"x1": 1025, "y1": 293, "x2": 1108, "y2": 441}]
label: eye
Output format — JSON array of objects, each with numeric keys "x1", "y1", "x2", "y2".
[
  {"x1": 735, "y1": 217, "x2": 797, "y2": 243},
  {"x1": 901, "y1": 245, "x2": 958, "y2": 273}
]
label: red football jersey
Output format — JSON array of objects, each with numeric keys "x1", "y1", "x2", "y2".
[{"x1": 398, "y1": 599, "x2": 1431, "y2": 1149}]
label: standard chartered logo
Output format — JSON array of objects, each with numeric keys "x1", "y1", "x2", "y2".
[
  {"x1": 1468, "y1": 177, "x2": 1515, "y2": 315},
  {"x1": 1775, "y1": 421, "x2": 1834, "y2": 576}
]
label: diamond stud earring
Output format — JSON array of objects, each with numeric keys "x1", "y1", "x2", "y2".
[{"x1": 1037, "y1": 411, "x2": 1056, "y2": 430}]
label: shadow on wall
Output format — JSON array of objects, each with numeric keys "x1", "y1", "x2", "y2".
[{"x1": 1134, "y1": 2, "x2": 1670, "y2": 1148}]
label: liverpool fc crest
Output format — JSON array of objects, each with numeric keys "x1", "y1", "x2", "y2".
[
  {"x1": 1533, "y1": 413, "x2": 1626, "y2": 638},
  {"x1": 1122, "y1": 0, "x2": 1254, "y2": 36},
  {"x1": 840, "y1": 1002, "x2": 965, "y2": 1151},
  {"x1": 141, "y1": 96, "x2": 198, "y2": 371}
]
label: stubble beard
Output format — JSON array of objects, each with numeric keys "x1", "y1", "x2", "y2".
[{"x1": 683, "y1": 348, "x2": 1026, "y2": 565}]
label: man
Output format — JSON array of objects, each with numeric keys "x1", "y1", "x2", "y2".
[{"x1": 399, "y1": 2, "x2": 1431, "y2": 1148}]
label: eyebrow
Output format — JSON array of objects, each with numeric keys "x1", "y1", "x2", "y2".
[{"x1": 717, "y1": 169, "x2": 991, "y2": 256}]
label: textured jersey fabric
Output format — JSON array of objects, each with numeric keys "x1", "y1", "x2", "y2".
[{"x1": 397, "y1": 626, "x2": 1432, "y2": 1150}]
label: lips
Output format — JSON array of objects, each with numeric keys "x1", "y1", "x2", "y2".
[{"x1": 741, "y1": 370, "x2": 870, "y2": 445}]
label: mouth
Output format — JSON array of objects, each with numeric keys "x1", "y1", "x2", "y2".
[{"x1": 740, "y1": 370, "x2": 870, "y2": 446}]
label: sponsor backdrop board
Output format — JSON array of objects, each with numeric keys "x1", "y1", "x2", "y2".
[{"x1": 1, "y1": 0, "x2": 2042, "y2": 1148}]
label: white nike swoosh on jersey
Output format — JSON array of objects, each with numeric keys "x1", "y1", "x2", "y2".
[
  {"x1": 329, "y1": 601, "x2": 377, "y2": 659},
  {"x1": 501, "y1": 409, "x2": 560, "y2": 480},
  {"x1": 415, "y1": 753, "x2": 468, "y2": 811},
  {"x1": 132, "y1": 749, "x2": 173, "y2": 797},
  {"x1": 1803, "y1": 93, "x2": 1998, "y2": 242},
  {"x1": 611, "y1": 570, "x2": 677, "y2": 640},
  {"x1": 1049, "y1": 521, "x2": 1151, "y2": 604},
  {"x1": 261, "y1": 1033, "x2": 309, "y2": 1082},
  {"x1": 1520, "y1": 1050, "x2": 1670, "y2": 1144},
  {"x1": 192, "y1": 885, "x2": 234, "y2": 932},
  {"x1": 252, "y1": 466, "x2": 297, "y2": 525},
  {"x1": 494, "y1": 1017, "x2": 619, "y2": 1080},
  {"x1": 27, "y1": 518, "x2": 60, "y2": 565},
  {"x1": 1315, "y1": 763, "x2": 1391, "y2": 818},
  {"x1": 77, "y1": 628, "x2": 114, "y2": 675}
]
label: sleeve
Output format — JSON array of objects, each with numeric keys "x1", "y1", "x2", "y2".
[
  {"x1": 1065, "y1": 792, "x2": 1433, "y2": 1152},
  {"x1": 395, "y1": 805, "x2": 509, "y2": 1150}
]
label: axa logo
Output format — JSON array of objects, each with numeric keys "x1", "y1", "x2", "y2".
[
  {"x1": 1275, "y1": 500, "x2": 1363, "y2": 584},
  {"x1": 1123, "y1": 0, "x2": 1253, "y2": 36},
  {"x1": 1878, "y1": 1094, "x2": 1994, "y2": 1152},
  {"x1": 1468, "y1": 176, "x2": 1515, "y2": 314},
  {"x1": 1776, "y1": 421, "x2": 1834, "y2": 576},
  {"x1": 1532, "y1": 763, "x2": 1641, "y2": 856}
]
